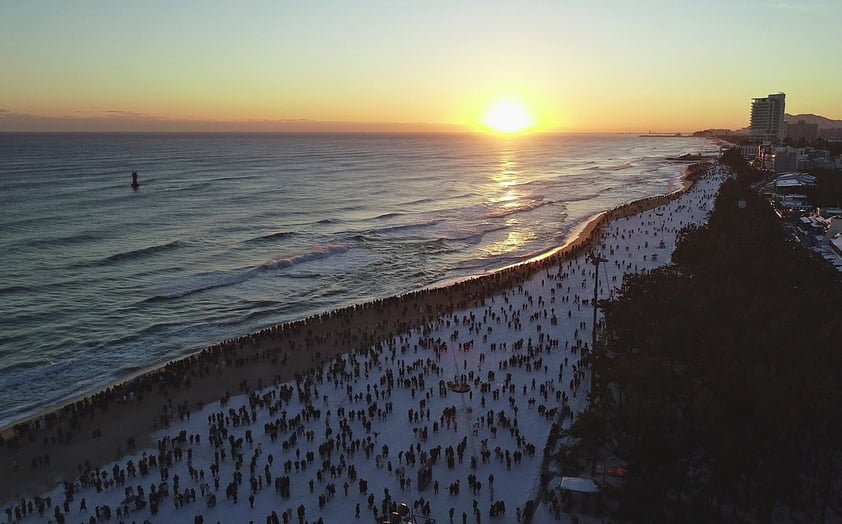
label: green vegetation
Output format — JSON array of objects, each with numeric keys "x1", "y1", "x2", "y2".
[{"x1": 586, "y1": 151, "x2": 842, "y2": 522}]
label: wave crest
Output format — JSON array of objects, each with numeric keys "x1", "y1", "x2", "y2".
[
  {"x1": 101, "y1": 240, "x2": 185, "y2": 265},
  {"x1": 486, "y1": 199, "x2": 559, "y2": 220},
  {"x1": 257, "y1": 244, "x2": 348, "y2": 271},
  {"x1": 243, "y1": 231, "x2": 296, "y2": 245},
  {"x1": 140, "y1": 244, "x2": 349, "y2": 304}
]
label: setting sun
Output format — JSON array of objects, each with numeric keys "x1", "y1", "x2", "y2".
[{"x1": 482, "y1": 101, "x2": 535, "y2": 133}]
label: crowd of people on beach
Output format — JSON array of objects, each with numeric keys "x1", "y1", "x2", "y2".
[{"x1": 2, "y1": 163, "x2": 732, "y2": 524}]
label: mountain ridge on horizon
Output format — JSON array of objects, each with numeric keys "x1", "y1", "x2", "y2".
[{"x1": 786, "y1": 113, "x2": 842, "y2": 129}]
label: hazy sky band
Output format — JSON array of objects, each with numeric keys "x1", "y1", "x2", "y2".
[{"x1": 1, "y1": 0, "x2": 839, "y2": 132}]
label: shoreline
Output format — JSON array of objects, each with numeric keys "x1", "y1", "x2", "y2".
[
  {"x1": 0, "y1": 200, "x2": 607, "y2": 436},
  {"x1": 0, "y1": 161, "x2": 711, "y2": 502},
  {"x1": 0, "y1": 155, "x2": 706, "y2": 435}
]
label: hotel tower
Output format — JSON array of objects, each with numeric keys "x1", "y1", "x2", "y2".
[{"x1": 750, "y1": 93, "x2": 786, "y2": 142}]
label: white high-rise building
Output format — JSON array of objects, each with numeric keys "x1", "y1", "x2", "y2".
[{"x1": 750, "y1": 93, "x2": 786, "y2": 142}]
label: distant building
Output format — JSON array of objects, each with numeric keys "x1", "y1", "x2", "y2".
[
  {"x1": 819, "y1": 127, "x2": 842, "y2": 142},
  {"x1": 817, "y1": 207, "x2": 842, "y2": 219},
  {"x1": 829, "y1": 235, "x2": 842, "y2": 261},
  {"x1": 693, "y1": 129, "x2": 733, "y2": 137},
  {"x1": 772, "y1": 147, "x2": 800, "y2": 173},
  {"x1": 786, "y1": 119, "x2": 818, "y2": 142},
  {"x1": 779, "y1": 193, "x2": 810, "y2": 212},
  {"x1": 740, "y1": 144, "x2": 759, "y2": 160},
  {"x1": 758, "y1": 144, "x2": 776, "y2": 171},
  {"x1": 753, "y1": 144, "x2": 840, "y2": 173},
  {"x1": 750, "y1": 93, "x2": 786, "y2": 142},
  {"x1": 774, "y1": 172, "x2": 816, "y2": 192}
]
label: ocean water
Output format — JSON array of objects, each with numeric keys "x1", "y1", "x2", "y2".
[{"x1": 0, "y1": 132, "x2": 714, "y2": 427}]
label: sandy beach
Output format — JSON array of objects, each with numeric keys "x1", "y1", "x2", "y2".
[{"x1": 1, "y1": 161, "x2": 724, "y2": 523}]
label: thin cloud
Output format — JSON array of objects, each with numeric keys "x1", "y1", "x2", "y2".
[
  {"x1": 102, "y1": 110, "x2": 173, "y2": 120},
  {"x1": 104, "y1": 110, "x2": 147, "y2": 118}
]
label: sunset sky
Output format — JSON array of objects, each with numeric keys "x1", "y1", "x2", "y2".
[{"x1": 1, "y1": 0, "x2": 840, "y2": 133}]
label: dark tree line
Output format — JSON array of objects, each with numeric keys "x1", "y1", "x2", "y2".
[
  {"x1": 585, "y1": 152, "x2": 842, "y2": 523},
  {"x1": 803, "y1": 168, "x2": 842, "y2": 209}
]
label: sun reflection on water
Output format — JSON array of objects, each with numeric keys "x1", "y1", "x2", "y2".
[
  {"x1": 482, "y1": 149, "x2": 537, "y2": 257},
  {"x1": 484, "y1": 221, "x2": 538, "y2": 257},
  {"x1": 488, "y1": 152, "x2": 520, "y2": 208}
]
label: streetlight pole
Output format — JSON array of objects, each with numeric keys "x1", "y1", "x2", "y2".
[
  {"x1": 586, "y1": 251, "x2": 608, "y2": 398},
  {"x1": 588, "y1": 252, "x2": 608, "y2": 354}
]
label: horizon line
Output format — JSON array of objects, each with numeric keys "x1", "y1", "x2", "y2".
[
  {"x1": 0, "y1": 110, "x2": 721, "y2": 135},
  {"x1": 0, "y1": 128, "x2": 708, "y2": 137}
]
